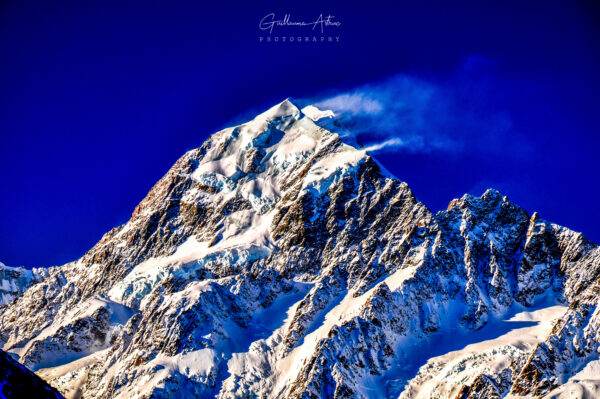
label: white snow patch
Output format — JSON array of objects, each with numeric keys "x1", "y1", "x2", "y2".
[
  {"x1": 301, "y1": 105, "x2": 335, "y2": 121},
  {"x1": 153, "y1": 348, "x2": 218, "y2": 378}
]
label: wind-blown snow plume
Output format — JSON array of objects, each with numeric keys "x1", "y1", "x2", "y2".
[
  {"x1": 304, "y1": 57, "x2": 526, "y2": 156},
  {"x1": 361, "y1": 137, "x2": 405, "y2": 153}
]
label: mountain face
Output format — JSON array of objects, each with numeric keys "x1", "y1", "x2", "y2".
[
  {"x1": 1, "y1": 99, "x2": 599, "y2": 399},
  {"x1": 0, "y1": 262, "x2": 47, "y2": 306}
]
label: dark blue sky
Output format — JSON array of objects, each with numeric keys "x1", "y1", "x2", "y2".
[{"x1": 1, "y1": 1, "x2": 599, "y2": 267}]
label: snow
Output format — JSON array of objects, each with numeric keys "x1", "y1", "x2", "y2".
[
  {"x1": 193, "y1": 154, "x2": 240, "y2": 179},
  {"x1": 36, "y1": 348, "x2": 111, "y2": 382},
  {"x1": 385, "y1": 266, "x2": 418, "y2": 291},
  {"x1": 301, "y1": 105, "x2": 335, "y2": 121},
  {"x1": 260, "y1": 98, "x2": 302, "y2": 121},
  {"x1": 302, "y1": 142, "x2": 366, "y2": 195},
  {"x1": 570, "y1": 359, "x2": 600, "y2": 383},
  {"x1": 111, "y1": 241, "x2": 218, "y2": 306},
  {"x1": 3, "y1": 99, "x2": 597, "y2": 399},
  {"x1": 536, "y1": 358, "x2": 600, "y2": 399},
  {"x1": 226, "y1": 282, "x2": 314, "y2": 375},
  {"x1": 114, "y1": 281, "x2": 314, "y2": 399},
  {"x1": 1, "y1": 293, "x2": 135, "y2": 385},
  {"x1": 219, "y1": 282, "x2": 317, "y2": 396},
  {"x1": 109, "y1": 206, "x2": 277, "y2": 306},
  {"x1": 154, "y1": 348, "x2": 218, "y2": 378},
  {"x1": 269, "y1": 127, "x2": 320, "y2": 170},
  {"x1": 11, "y1": 295, "x2": 136, "y2": 372},
  {"x1": 110, "y1": 348, "x2": 221, "y2": 399},
  {"x1": 273, "y1": 266, "x2": 418, "y2": 395},
  {"x1": 110, "y1": 101, "x2": 370, "y2": 309},
  {"x1": 0, "y1": 262, "x2": 38, "y2": 305},
  {"x1": 239, "y1": 178, "x2": 280, "y2": 213},
  {"x1": 113, "y1": 212, "x2": 279, "y2": 307},
  {"x1": 398, "y1": 304, "x2": 568, "y2": 399}
]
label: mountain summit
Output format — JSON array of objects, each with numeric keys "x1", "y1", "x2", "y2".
[{"x1": 1, "y1": 101, "x2": 599, "y2": 398}]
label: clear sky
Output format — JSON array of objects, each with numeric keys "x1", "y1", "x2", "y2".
[{"x1": 1, "y1": 0, "x2": 599, "y2": 267}]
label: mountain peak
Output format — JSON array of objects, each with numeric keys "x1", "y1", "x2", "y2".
[
  {"x1": 256, "y1": 98, "x2": 302, "y2": 122},
  {"x1": 482, "y1": 187, "x2": 503, "y2": 200},
  {"x1": 202, "y1": 100, "x2": 366, "y2": 174}
]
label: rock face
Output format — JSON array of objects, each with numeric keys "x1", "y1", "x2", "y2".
[
  {"x1": 0, "y1": 349, "x2": 64, "y2": 398},
  {"x1": 0, "y1": 262, "x2": 47, "y2": 306},
  {"x1": 0, "y1": 100, "x2": 598, "y2": 398}
]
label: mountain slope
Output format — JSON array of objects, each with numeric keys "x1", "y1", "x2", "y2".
[{"x1": 0, "y1": 100, "x2": 598, "y2": 398}]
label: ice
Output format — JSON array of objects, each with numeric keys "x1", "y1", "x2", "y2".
[{"x1": 109, "y1": 207, "x2": 277, "y2": 307}]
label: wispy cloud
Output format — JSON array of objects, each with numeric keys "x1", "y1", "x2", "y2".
[{"x1": 301, "y1": 57, "x2": 529, "y2": 157}]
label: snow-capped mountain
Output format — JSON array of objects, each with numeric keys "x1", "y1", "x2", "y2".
[{"x1": 0, "y1": 99, "x2": 598, "y2": 398}]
